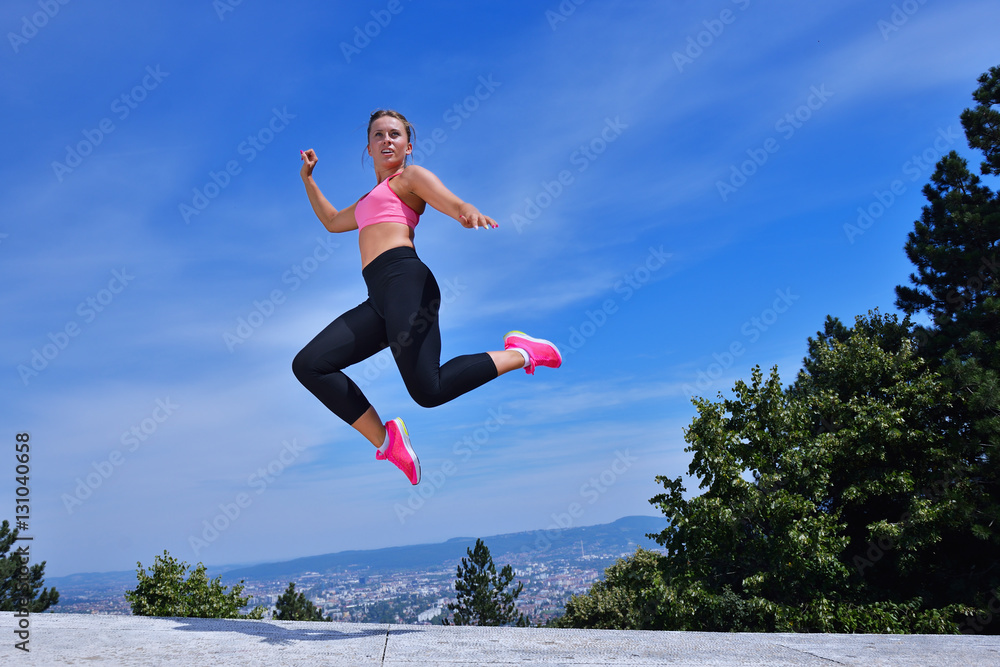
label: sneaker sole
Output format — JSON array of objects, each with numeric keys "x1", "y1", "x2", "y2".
[
  {"x1": 392, "y1": 418, "x2": 421, "y2": 485},
  {"x1": 503, "y1": 330, "x2": 563, "y2": 368}
]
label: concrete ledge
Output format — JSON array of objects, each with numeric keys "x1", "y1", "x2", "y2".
[{"x1": 4, "y1": 613, "x2": 1000, "y2": 665}]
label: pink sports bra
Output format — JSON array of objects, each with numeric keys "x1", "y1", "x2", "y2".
[{"x1": 355, "y1": 173, "x2": 420, "y2": 231}]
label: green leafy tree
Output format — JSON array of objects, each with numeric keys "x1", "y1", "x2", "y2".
[
  {"x1": 651, "y1": 312, "x2": 974, "y2": 632},
  {"x1": 444, "y1": 539, "x2": 529, "y2": 626},
  {"x1": 124, "y1": 550, "x2": 265, "y2": 619},
  {"x1": 559, "y1": 312, "x2": 983, "y2": 632},
  {"x1": 275, "y1": 582, "x2": 329, "y2": 621},
  {"x1": 0, "y1": 520, "x2": 58, "y2": 612},
  {"x1": 552, "y1": 547, "x2": 662, "y2": 630}
]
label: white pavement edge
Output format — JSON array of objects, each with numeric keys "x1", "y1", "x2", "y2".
[{"x1": 3, "y1": 613, "x2": 1000, "y2": 666}]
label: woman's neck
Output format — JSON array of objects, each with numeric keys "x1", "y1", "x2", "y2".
[{"x1": 375, "y1": 167, "x2": 405, "y2": 183}]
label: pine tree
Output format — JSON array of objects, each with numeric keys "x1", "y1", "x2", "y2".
[
  {"x1": 893, "y1": 64, "x2": 1000, "y2": 608},
  {"x1": 894, "y1": 66, "x2": 999, "y2": 342},
  {"x1": 274, "y1": 582, "x2": 328, "y2": 621},
  {"x1": 124, "y1": 550, "x2": 265, "y2": 619},
  {"x1": 0, "y1": 520, "x2": 58, "y2": 612},
  {"x1": 894, "y1": 66, "x2": 999, "y2": 418},
  {"x1": 445, "y1": 539, "x2": 528, "y2": 626}
]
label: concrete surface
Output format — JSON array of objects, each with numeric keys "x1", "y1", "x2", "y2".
[{"x1": 3, "y1": 612, "x2": 1000, "y2": 665}]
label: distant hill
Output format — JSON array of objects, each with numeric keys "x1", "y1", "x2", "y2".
[
  {"x1": 219, "y1": 515, "x2": 665, "y2": 583},
  {"x1": 48, "y1": 569, "x2": 137, "y2": 591},
  {"x1": 48, "y1": 515, "x2": 666, "y2": 595}
]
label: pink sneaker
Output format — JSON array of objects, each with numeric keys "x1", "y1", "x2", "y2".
[
  {"x1": 503, "y1": 331, "x2": 563, "y2": 375},
  {"x1": 376, "y1": 418, "x2": 420, "y2": 485}
]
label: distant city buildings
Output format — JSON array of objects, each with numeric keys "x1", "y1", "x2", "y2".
[
  {"x1": 52, "y1": 519, "x2": 665, "y2": 624},
  {"x1": 55, "y1": 548, "x2": 657, "y2": 624}
]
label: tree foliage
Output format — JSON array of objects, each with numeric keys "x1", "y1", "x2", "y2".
[
  {"x1": 891, "y1": 63, "x2": 1000, "y2": 628},
  {"x1": 653, "y1": 312, "x2": 982, "y2": 632},
  {"x1": 124, "y1": 550, "x2": 265, "y2": 619},
  {"x1": 894, "y1": 64, "x2": 1000, "y2": 450},
  {"x1": 445, "y1": 539, "x2": 528, "y2": 627},
  {"x1": 551, "y1": 547, "x2": 662, "y2": 630},
  {"x1": 562, "y1": 314, "x2": 980, "y2": 632},
  {"x1": 0, "y1": 520, "x2": 58, "y2": 612},
  {"x1": 557, "y1": 66, "x2": 1000, "y2": 634},
  {"x1": 275, "y1": 581, "x2": 329, "y2": 621}
]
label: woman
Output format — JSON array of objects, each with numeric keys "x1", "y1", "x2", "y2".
[{"x1": 293, "y1": 109, "x2": 561, "y2": 486}]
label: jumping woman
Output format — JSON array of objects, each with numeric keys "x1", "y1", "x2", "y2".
[{"x1": 293, "y1": 109, "x2": 561, "y2": 486}]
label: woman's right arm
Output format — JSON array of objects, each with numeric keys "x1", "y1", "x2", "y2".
[{"x1": 300, "y1": 149, "x2": 359, "y2": 233}]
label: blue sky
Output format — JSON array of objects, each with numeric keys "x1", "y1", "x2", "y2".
[{"x1": 2, "y1": 1, "x2": 998, "y2": 578}]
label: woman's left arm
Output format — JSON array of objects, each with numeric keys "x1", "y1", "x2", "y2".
[{"x1": 404, "y1": 166, "x2": 498, "y2": 229}]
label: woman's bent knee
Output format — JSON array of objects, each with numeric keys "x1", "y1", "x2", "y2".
[
  {"x1": 291, "y1": 349, "x2": 314, "y2": 384},
  {"x1": 408, "y1": 388, "x2": 446, "y2": 409}
]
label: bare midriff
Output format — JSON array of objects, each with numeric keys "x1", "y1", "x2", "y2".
[{"x1": 359, "y1": 223, "x2": 416, "y2": 268}]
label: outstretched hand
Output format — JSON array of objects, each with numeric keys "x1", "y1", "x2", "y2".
[
  {"x1": 459, "y1": 211, "x2": 498, "y2": 230},
  {"x1": 300, "y1": 149, "x2": 318, "y2": 179}
]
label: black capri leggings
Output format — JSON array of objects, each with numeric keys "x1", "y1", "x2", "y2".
[{"x1": 292, "y1": 246, "x2": 499, "y2": 425}]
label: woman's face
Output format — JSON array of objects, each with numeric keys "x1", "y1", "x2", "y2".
[{"x1": 367, "y1": 116, "x2": 411, "y2": 170}]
